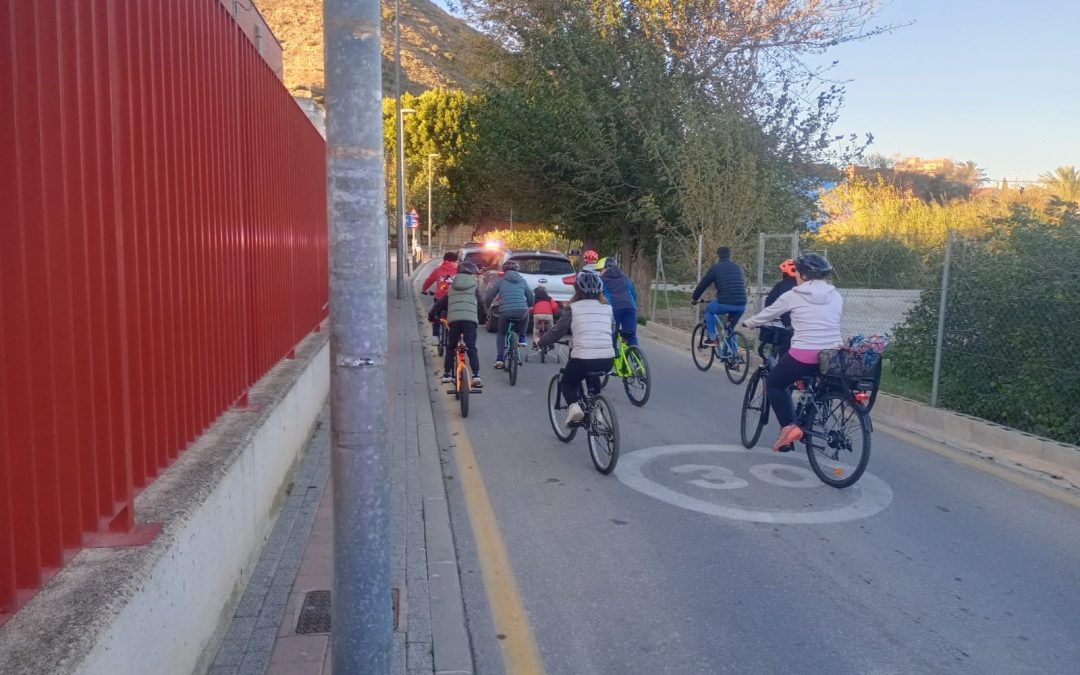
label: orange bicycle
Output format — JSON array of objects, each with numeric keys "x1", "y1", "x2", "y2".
[{"x1": 442, "y1": 319, "x2": 481, "y2": 417}]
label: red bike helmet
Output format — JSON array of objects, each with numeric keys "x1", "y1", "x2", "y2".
[
  {"x1": 582, "y1": 250, "x2": 598, "y2": 265},
  {"x1": 779, "y1": 258, "x2": 797, "y2": 277}
]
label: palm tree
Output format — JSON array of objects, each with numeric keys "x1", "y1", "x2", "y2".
[
  {"x1": 1039, "y1": 166, "x2": 1080, "y2": 202},
  {"x1": 952, "y1": 160, "x2": 987, "y2": 185}
]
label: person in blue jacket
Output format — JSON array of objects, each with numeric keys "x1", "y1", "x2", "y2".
[
  {"x1": 690, "y1": 246, "x2": 748, "y2": 346},
  {"x1": 598, "y1": 257, "x2": 638, "y2": 346},
  {"x1": 483, "y1": 260, "x2": 535, "y2": 369}
]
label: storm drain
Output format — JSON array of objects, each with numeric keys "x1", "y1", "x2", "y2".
[{"x1": 295, "y1": 588, "x2": 401, "y2": 635}]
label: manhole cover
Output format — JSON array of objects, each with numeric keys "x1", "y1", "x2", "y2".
[
  {"x1": 296, "y1": 590, "x2": 331, "y2": 635},
  {"x1": 295, "y1": 589, "x2": 401, "y2": 635}
]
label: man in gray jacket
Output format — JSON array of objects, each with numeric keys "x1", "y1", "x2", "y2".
[{"x1": 484, "y1": 260, "x2": 535, "y2": 368}]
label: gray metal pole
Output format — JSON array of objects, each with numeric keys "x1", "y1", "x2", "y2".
[
  {"x1": 427, "y1": 155, "x2": 433, "y2": 257},
  {"x1": 930, "y1": 230, "x2": 953, "y2": 408},
  {"x1": 324, "y1": 0, "x2": 392, "y2": 672},
  {"x1": 695, "y1": 234, "x2": 703, "y2": 323},
  {"x1": 393, "y1": 0, "x2": 405, "y2": 298},
  {"x1": 756, "y1": 232, "x2": 766, "y2": 311},
  {"x1": 650, "y1": 237, "x2": 660, "y2": 323}
]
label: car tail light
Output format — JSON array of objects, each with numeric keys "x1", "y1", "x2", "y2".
[{"x1": 562, "y1": 274, "x2": 576, "y2": 285}]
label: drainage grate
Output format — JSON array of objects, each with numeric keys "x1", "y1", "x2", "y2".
[
  {"x1": 294, "y1": 589, "x2": 401, "y2": 635},
  {"x1": 296, "y1": 590, "x2": 331, "y2": 635}
]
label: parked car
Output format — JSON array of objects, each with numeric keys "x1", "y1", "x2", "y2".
[
  {"x1": 480, "y1": 250, "x2": 576, "y2": 332},
  {"x1": 458, "y1": 242, "x2": 505, "y2": 273}
]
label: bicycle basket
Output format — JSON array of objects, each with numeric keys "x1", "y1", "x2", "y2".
[{"x1": 818, "y1": 348, "x2": 881, "y2": 381}]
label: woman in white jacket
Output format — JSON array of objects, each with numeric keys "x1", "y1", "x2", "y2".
[{"x1": 743, "y1": 253, "x2": 842, "y2": 451}]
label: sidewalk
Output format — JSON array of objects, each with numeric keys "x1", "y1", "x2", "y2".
[{"x1": 208, "y1": 294, "x2": 471, "y2": 675}]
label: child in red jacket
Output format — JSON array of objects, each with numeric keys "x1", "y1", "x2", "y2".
[
  {"x1": 530, "y1": 285, "x2": 561, "y2": 340},
  {"x1": 422, "y1": 252, "x2": 459, "y2": 343}
]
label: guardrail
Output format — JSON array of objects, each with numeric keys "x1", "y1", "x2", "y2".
[{"x1": 0, "y1": 0, "x2": 327, "y2": 621}]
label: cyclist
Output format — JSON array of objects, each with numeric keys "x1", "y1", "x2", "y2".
[
  {"x1": 483, "y1": 260, "x2": 535, "y2": 369},
  {"x1": 598, "y1": 257, "x2": 638, "y2": 346},
  {"x1": 581, "y1": 249, "x2": 599, "y2": 272},
  {"x1": 530, "y1": 285, "x2": 562, "y2": 342},
  {"x1": 690, "y1": 246, "x2": 748, "y2": 347},
  {"x1": 422, "y1": 251, "x2": 459, "y2": 345},
  {"x1": 536, "y1": 270, "x2": 614, "y2": 425},
  {"x1": 758, "y1": 258, "x2": 797, "y2": 355},
  {"x1": 428, "y1": 261, "x2": 487, "y2": 388},
  {"x1": 742, "y1": 253, "x2": 842, "y2": 451}
]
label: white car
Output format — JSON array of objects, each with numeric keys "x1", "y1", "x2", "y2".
[{"x1": 480, "y1": 250, "x2": 576, "y2": 332}]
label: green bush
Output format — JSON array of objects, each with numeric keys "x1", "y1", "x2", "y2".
[
  {"x1": 804, "y1": 234, "x2": 933, "y2": 289},
  {"x1": 890, "y1": 202, "x2": 1080, "y2": 445}
]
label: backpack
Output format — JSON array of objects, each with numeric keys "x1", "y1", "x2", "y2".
[{"x1": 435, "y1": 273, "x2": 454, "y2": 298}]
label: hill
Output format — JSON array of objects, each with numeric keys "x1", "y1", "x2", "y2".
[{"x1": 256, "y1": 0, "x2": 481, "y2": 99}]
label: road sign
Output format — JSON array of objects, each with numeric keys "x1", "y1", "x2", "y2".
[{"x1": 409, "y1": 208, "x2": 419, "y2": 228}]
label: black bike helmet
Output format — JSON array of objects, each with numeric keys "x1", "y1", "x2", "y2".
[
  {"x1": 458, "y1": 261, "x2": 480, "y2": 275},
  {"x1": 602, "y1": 256, "x2": 618, "y2": 269},
  {"x1": 575, "y1": 270, "x2": 604, "y2": 298},
  {"x1": 502, "y1": 260, "x2": 520, "y2": 272},
  {"x1": 795, "y1": 252, "x2": 834, "y2": 280}
]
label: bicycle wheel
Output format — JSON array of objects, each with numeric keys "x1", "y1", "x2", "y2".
[
  {"x1": 724, "y1": 331, "x2": 751, "y2": 385},
  {"x1": 740, "y1": 369, "x2": 768, "y2": 448},
  {"x1": 805, "y1": 393, "x2": 871, "y2": 488},
  {"x1": 547, "y1": 373, "x2": 576, "y2": 442},
  {"x1": 507, "y1": 340, "x2": 518, "y2": 386},
  {"x1": 691, "y1": 323, "x2": 715, "y2": 372},
  {"x1": 458, "y1": 364, "x2": 470, "y2": 418},
  {"x1": 623, "y1": 346, "x2": 651, "y2": 407},
  {"x1": 586, "y1": 395, "x2": 620, "y2": 474},
  {"x1": 437, "y1": 329, "x2": 448, "y2": 358}
]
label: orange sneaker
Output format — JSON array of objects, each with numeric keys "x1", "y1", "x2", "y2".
[{"x1": 773, "y1": 424, "x2": 803, "y2": 452}]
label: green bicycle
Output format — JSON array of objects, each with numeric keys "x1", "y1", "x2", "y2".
[{"x1": 601, "y1": 332, "x2": 651, "y2": 407}]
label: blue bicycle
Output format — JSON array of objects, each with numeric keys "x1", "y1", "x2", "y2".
[{"x1": 691, "y1": 301, "x2": 750, "y2": 384}]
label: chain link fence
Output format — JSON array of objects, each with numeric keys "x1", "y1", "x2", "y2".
[{"x1": 648, "y1": 218, "x2": 1080, "y2": 447}]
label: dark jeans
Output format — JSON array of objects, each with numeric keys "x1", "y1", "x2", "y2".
[
  {"x1": 562, "y1": 357, "x2": 614, "y2": 407},
  {"x1": 443, "y1": 321, "x2": 479, "y2": 376},
  {"x1": 496, "y1": 310, "x2": 529, "y2": 360},
  {"x1": 612, "y1": 307, "x2": 638, "y2": 346},
  {"x1": 766, "y1": 354, "x2": 819, "y2": 427}
]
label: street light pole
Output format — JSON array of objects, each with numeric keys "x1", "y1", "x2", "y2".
[
  {"x1": 323, "y1": 0, "x2": 391, "y2": 671},
  {"x1": 427, "y1": 152, "x2": 439, "y2": 257},
  {"x1": 393, "y1": 0, "x2": 405, "y2": 297}
]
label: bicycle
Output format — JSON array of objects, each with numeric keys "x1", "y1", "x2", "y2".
[
  {"x1": 600, "y1": 332, "x2": 651, "y2": 407},
  {"x1": 503, "y1": 317, "x2": 525, "y2": 386},
  {"x1": 442, "y1": 320, "x2": 482, "y2": 418},
  {"x1": 740, "y1": 350, "x2": 872, "y2": 489},
  {"x1": 547, "y1": 358, "x2": 621, "y2": 474},
  {"x1": 691, "y1": 302, "x2": 751, "y2": 384},
  {"x1": 436, "y1": 317, "x2": 450, "y2": 357},
  {"x1": 526, "y1": 317, "x2": 556, "y2": 364}
]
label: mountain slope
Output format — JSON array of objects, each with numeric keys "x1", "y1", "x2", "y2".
[{"x1": 256, "y1": 0, "x2": 480, "y2": 99}]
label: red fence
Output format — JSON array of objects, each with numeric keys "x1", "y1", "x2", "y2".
[{"x1": 0, "y1": 0, "x2": 328, "y2": 620}]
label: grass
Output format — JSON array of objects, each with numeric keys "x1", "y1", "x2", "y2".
[
  {"x1": 879, "y1": 358, "x2": 932, "y2": 402},
  {"x1": 649, "y1": 289, "x2": 694, "y2": 310}
]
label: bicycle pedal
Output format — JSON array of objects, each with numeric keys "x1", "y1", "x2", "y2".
[
  {"x1": 776, "y1": 443, "x2": 795, "y2": 453},
  {"x1": 445, "y1": 389, "x2": 458, "y2": 395},
  {"x1": 469, "y1": 388, "x2": 484, "y2": 394}
]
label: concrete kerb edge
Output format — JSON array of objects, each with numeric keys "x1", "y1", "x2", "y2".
[
  {"x1": 408, "y1": 262, "x2": 476, "y2": 675},
  {"x1": 0, "y1": 329, "x2": 330, "y2": 675},
  {"x1": 638, "y1": 322, "x2": 1080, "y2": 495}
]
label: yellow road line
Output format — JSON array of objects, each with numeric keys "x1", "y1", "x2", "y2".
[{"x1": 438, "y1": 394, "x2": 546, "y2": 675}]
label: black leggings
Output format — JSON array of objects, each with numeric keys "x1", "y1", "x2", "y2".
[
  {"x1": 443, "y1": 321, "x2": 479, "y2": 375},
  {"x1": 766, "y1": 354, "x2": 819, "y2": 427},
  {"x1": 562, "y1": 357, "x2": 614, "y2": 406}
]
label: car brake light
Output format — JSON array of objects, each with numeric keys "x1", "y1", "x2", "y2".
[{"x1": 561, "y1": 274, "x2": 576, "y2": 285}]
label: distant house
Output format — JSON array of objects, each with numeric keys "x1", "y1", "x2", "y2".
[{"x1": 894, "y1": 157, "x2": 953, "y2": 176}]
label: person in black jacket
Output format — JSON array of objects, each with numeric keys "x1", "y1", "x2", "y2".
[
  {"x1": 690, "y1": 247, "x2": 748, "y2": 346},
  {"x1": 758, "y1": 258, "x2": 797, "y2": 356}
]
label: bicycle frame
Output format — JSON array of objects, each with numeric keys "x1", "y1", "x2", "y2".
[{"x1": 612, "y1": 333, "x2": 632, "y2": 377}]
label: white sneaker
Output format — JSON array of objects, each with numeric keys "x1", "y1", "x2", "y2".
[
  {"x1": 440, "y1": 373, "x2": 453, "y2": 383},
  {"x1": 565, "y1": 402, "x2": 585, "y2": 426}
]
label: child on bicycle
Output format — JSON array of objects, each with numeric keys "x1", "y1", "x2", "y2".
[
  {"x1": 742, "y1": 253, "x2": 842, "y2": 451},
  {"x1": 757, "y1": 258, "x2": 797, "y2": 357},
  {"x1": 598, "y1": 257, "x2": 638, "y2": 346},
  {"x1": 428, "y1": 261, "x2": 487, "y2": 388},
  {"x1": 483, "y1": 260, "x2": 534, "y2": 369},
  {"x1": 422, "y1": 251, "x2": 459, "y2": 345},
  {"x1": 530, "y1": 285, "x2": 561, "y2": 342},
  {"x1": 536, "y1": 271, "x2": 614, "y2": 426}
]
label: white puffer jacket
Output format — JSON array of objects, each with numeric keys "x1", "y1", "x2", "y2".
[
  {"x1": 744, "y1": 280, "x2": 843, "y2": 351},
  {"x1": 569, "y1": 300, "x2": 615, "y2": 359}
]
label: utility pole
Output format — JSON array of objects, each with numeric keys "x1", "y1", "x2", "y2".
[
  {"x1": 324, "y1": 0, "x2": 391, "y2": 672},
  {"x1": 427, "y1": 153, "x2": 439, "y2": 257},
  {"x1": 393, "y1": 0, "x2": 406, "y2": 297}
]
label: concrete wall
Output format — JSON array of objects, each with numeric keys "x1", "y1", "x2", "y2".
[{"x1": 0, "y1": 330, "x2": 329, "y2": 675}]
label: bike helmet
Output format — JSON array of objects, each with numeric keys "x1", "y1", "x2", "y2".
[
  {"x1": 794, "y1": 252, "x2": 833, "y2": 280},
  {"x1": 582, "y1": 250, "x2": 598, "y2": 265},
  {"x1": 458, "y1": 261, "x2": 480, "y2": 275},
  {"x1": 601, "y1": 256, "x2": 618, "y2": 269},
  {"x1": 501, "y1": 260, "x2": 520, "y2": 272},
  {"x1": 778, "y1": 258, "x2": 796, "y2": 277},
  {"x1": 575, "y1": 270, "x2": 604, "y2": 298}
]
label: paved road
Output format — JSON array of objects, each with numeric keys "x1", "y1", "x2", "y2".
[{"x1": 420, "y1": 295, "x2": 1080, "y2": 674}]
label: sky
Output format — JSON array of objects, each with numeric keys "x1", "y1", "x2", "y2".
[{"x1": 432, "y1": 0, "x2": 1079, "y2": 182}]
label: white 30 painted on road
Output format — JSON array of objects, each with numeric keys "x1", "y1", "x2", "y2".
[{"x1": 615, "y1": 444, "x2": 894, "y2": 524}]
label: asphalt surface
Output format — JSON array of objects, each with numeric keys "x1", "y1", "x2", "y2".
[{"x1": 422, "y1": 297, "x2": 1080, "y2": 674}]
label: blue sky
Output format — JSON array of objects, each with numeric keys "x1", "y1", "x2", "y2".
[{"x1": 433, "y1": 0, "x2": 1079, "y2": 181}]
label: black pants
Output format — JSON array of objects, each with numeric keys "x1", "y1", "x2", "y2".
[
  {"x1": 443, "y1": 321, "x2": 479, "y2": 375},
  {"x1": 562, "y1": 357, "x2": 614, "y2": 407},
  {"x1": 766, "y1": 354, "x2": 819, "y2": 427},
  {"x1": 496, "y1": 310, "x2": 529, "y2": 360}
]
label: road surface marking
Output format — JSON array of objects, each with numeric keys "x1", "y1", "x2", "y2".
[
  {"x1": 616, "y1": 444, "x2": 893, "y2": 524},
  {"x1": 439, "y1": 398, "x2": 545, "y2": 675}
]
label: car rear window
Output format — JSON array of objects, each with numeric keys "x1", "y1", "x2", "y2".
[
  {"x1": 510, "y1": 255, "x2": 574, "y2": 275},
  {"x1": 463, "y1": 250, "x2": 503, "y2": 270}
]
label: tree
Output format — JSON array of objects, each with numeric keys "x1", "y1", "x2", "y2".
[
  {"x1": 1039, "y1": 165, "x2": 1080, "y2": 203},
  {"x1": 952, "y1": 160, "x2": 987, "y2": 186}
]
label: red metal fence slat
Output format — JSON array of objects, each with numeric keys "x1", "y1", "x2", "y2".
[{"x1": 2, "y1": 0, "x2": 328, "y2": 619}]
